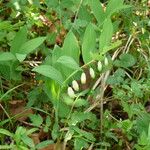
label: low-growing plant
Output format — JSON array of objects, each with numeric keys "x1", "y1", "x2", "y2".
[{"x1": 0, "y1": 0, "x2": 150, "y2": 149}]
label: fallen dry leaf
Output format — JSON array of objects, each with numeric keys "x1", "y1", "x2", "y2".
[{"x1": 9, "y1": 100, "x2": 33, "y2": 122}]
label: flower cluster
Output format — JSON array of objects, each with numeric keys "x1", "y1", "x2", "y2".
[{"x1": 67, "y1": 57, "x2": 109, "y2": 98}]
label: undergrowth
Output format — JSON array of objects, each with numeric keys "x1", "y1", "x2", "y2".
[{"x1": 0, "y1": 0, "x2": 150, "y2": 149}]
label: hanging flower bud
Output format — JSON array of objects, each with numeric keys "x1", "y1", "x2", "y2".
[
  {"x1": 81, "y1": 72, "x2": 86, "y2": 84},
  {"x1": 97, "y1": 61, "x2": 102, "y2": 72},
  {"x1": 89, "y1": 67, "x2": 95, "y2": 79},
  {"x1": 67, "y1": 87, "x2": 75, "y2": 98},
  {"x1": 72, "y1": 80, "x2": 79, "y2": 91},
  {"x1": 104, "y1": 57, "x2": 109, "y2": 66}
]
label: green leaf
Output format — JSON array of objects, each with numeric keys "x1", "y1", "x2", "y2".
[
  {"x1": 10, "y1": 26, "x2": 27, "y2": 54},
  {"x1": 15, "y1": 127, "x2": 26, "y2": 141},
  {"x1": 0, "y1": 21, "x2": 13, "y2": 31},
  {"x1": 0, "y1": 61, "x2": 22, "y2": 81},
  {"x1": 0, "y1": 52, "x2": 16, "y2": 61},
  {"x1": 114, "y1": 53, "x2": 136, "y2": 68},
  {"x1": 102, "y1": 40, "x2": 122, "y2": 53},
  {"x1": 63, "y1": 96, "x2": 74, "y2": 106},
  {"x1": 29, "y1": 114, "x2": 43, "y2": 127},
  {"x1": 74, "y1": 98, "x2": 88, "y2": 107},
  {"x1": 73, "y1": 126, "x2": 96, "y2": 142},
  {"x1": 0, "y1": 145, "x2": 15, "y2": 149},
  {"x1": 131, "y1": 80, "x2": 143, "y2": 98},
  {"x1": 138, "y1": 131, "x2": 149, "y2": 146},
  {"x1": 52, "y1": 45, "x2": 63, "y2": 65},
  {"x1": 44, "y1": 116, "x2": 51, "y2": 132},
  {"x1": 46, "y1": 116, "x2": 51, "y2": 127},
  {"x1": 69, "y1": 111, "x2": 96, "y2": 126},
  {"x1": 21, "y1": 134, "x2": 35, "y2": 148},
  {"x1": 57, "y1": 56, "x2": 80, "y2": 70},
  {"x1": 107, "y1": 68, "x2": 125, "y2": 85},
  {"x1": 32, "y1": 65, "x2": 63, "y2": 85},
  {"x1": 52, "y1": 123, "x2": 59, "y2": 140},
  {"x1": 36, "y1": 140, "x2": 54, "y2": 149},
  {"x1": 82, "y1": 23, "x2": 96, "y2": 64},
  {"x1": 106, "y1": 0, "x2": 123, "y2": 16},
  {"x1": 89, "y1": 0, "x2": 105, "y2": 25},
  {"x1": 63, "y1": 31, "x2": 80, "y2": 63},
  {"x1": 0, "y1": 129, "x2": 13, "y2": 137},
  {"x1": 74, "y1": 138, "x2": 88, "y2": 150},
  {"x1": 99, "y1": 18, "x2": 113, "y2": 51},
  {"x1": 19, "y1": 37, "x2": 46, "y2": 54},
  {"x1": 26, "y1": 128, "x2": 39, "y2": 135},
  {"x1": 106, "y1": 0, "x2": 131, "y2": 17},
  {"x1": 15, "y1": 53, "x2": 27, "y2": 62},
  {"x1": 136, "y1": 113, "x2": 150, "y2": 135}
]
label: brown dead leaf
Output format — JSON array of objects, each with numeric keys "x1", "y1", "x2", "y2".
[
  {"x1": 9, "y1": 100, "x2": 33, "y2": 122},
  {"x1": 31, "y1": 133, "x2": 40, "y2": 145},
  {"x1": 40, "y1": 144, "x2": 55, "y2": 150},
  {"x1": 39, "y1": 141, "x2": 70, "y2": 150}
]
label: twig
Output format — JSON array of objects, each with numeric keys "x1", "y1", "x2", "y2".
[
  {"x1": 88, "y1": 143, "x2": 94, "y2": 150},
  {"x1": 123, "y1": 35, "x2": 132, "y2": 53}
]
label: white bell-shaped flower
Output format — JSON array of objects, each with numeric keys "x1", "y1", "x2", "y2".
[
  {"x1": 89, "y1": 67, "x2": 95, "y2": 79},
  {"x1": 97, "y1": 61, "x2": 102, "y2": 72},
  {"x1": 67, "y1": 87, "x2": 75, "y2": 98},
  {"x1": 81, "y1": 72, "x2": 86, "y2": 84},
  {"x1": 72, "y1": 80, "x2": 79, "y2": 91}
]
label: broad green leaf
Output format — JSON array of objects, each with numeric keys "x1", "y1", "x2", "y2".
[
  {"x1": 56, "y1": 56, "x2": 80, "y2": 70},
  {"x1": 29, "y1": 114, "x2": 43, "y2": 127},
  {"x1": 89, "y1": 0, "x2": 105, "y2": 25},
  {"x1": 102, "y1": 40, "x2": 122, "y2": 53},
  {"x1": 99, "y1": 18, "x2": 113, "y2": 51},
  {"x1": 15, "y1": 53, "x2": 26, "y2": 62},
  {"x1": 10, "y1": 26, "x2": 27, "y2": 54},
  {"x1": 36, "y1": 140, "x2": 54, "y2": 149},
  {"x1": 44, "y1": 80, "x2": 60, "y2": 101},
  {"x1": 0, "y1": 129, "x2": 13, "y2": 137},
  {"x1": 32, "y1": 65, "x2": 63, "y2": 85},
  {"x1": 78, "y1": 6, "x2": 92, "y2": 23},
  {"x1": 21, "y1": 134, "x2": 35, "y2": 148},
  {"x1": 0, "y1": 62, "x2": 21, "y2": 81},
  {"x1": 52, "y1": 45, "x2": 63, "y2": 65},
  {"x1": 106, "y1": 0, "x2": 131, "y2": 17},
  {"x1": 19, "y1": 37, "x2": 46, "y2": 54},
  {"x1": 106, "y1": 0, "x2": 123, "y2": 16},
  {"x1": 82, "y1": 23, "x2": 96, "y2": 64},
  {"x1": 63, "y1": 31, "x2": 80, "y2": 63},
  {"x1": 58, "y1": 100, "x2": 70, "y2": 118},
  {"x1": 0, "y1": 52, "x2": 16, "y2": 61}
]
